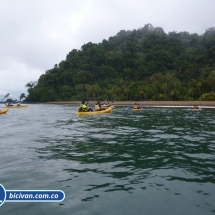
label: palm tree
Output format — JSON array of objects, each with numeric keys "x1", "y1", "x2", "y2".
[
  {"x1": 170, "y1": 90, "x2": 175, "y2": 100},
  {"x1": 208, "y1": 71, "x2": 215, "y2": 93},
  {"x1": 123, "y1": 86, "x2": 130, "y2": 100},
  {"x1": 196, "y1": 81, "x2": 202, "y2": 97},
  {"x1": 75, "y1": 84, "x2": 84, "y2": 91},
  {"x1": 165, "y1": 72, "x2": 174, "y2": 96},
  {"x1": 25, "y1": 81, "x2": 37, "y2": 92},
  {"x1": 161, "y1": 83, "x2": 167, "y2": 100},
  {"x1": 137, "y1": 85, "x2": 144, "y2": 100},
  {"x1": 19, "y1": 93, "x2": 26, "y2": 101},
  {"x1": 143, "y1": 85, "x2": 149, "y2": 100},
  {"x1": 93, "y1": 83, "x2": 102, "y2": 98},
  {"x1": 188, "y1": 87, "x2": 195, "y2": 100},
  {"x1": 151, "y1": 82, "x2": 158, "y2": 99},
  {"x1": 91, "y1": 85, "x2": 96, "y2": 101},
  {"x1": 128, "y1": 81, "x2": 135, "y2": 100},
  {"x1": 85, "y1": 84, "x2": 91, "y2": 98},
  {"x1": 112, "y1": 85, "x2": 121, "y2": 98}
]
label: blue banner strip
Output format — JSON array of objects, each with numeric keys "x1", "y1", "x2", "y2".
[{"x1": 6, "y1": 190, "x2": 65, "y2": 202}]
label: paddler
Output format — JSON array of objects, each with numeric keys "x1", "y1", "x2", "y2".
[
  {"x1": 137, "y1": 103, "x2": 141, "y2": 109},
  {"x1": 95, "y1": 101, "x2": 105, "y2": 111},
  {"x1": 101, "y1": 102, "x2": 110, "y2": 109},
  {"x1": 133, "y1": 103, "x2": 138, "y2": 109},
  {"x1": 6, "y1": 102, "x2": 13, "y2": 106},
  {"x1": 78, "y1": 101, "x2": 93, "y2": 112},
  {"x1": 193, "y1": 105, "x2": 199, "y2": 109}
]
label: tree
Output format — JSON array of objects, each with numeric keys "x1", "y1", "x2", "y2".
[
  {"x1": 208, "y1": 71, "x2": 215, "y2": 93},
  {"x1": 25, "y1": 81, "x2": 37, "y2": 92},
  {"x1": 188, "y1": 87, "x2": 195, "y2": 100},
  {"x1": 20, "y1": 93, "x2": 26, "y2": 101},
  {"x1": 137, "y1": 85, "x2": 144, "y2": 100},
  {"x1": 123, "y1": 85, "x2": 130, "y2": 100},
  {"x1": 85, "y1": 84, "x2": 91, "y2": 98},
  {"x1": 161, "y1": 83, "x2": 167, "y2": 100},
  {"x1": 196, "y1": 81, "x2": 202, "y2": 97},
  {"x1": 24, "y1": 25, "x2": 215, "y2": 102},
  {"x1": 93, "y1": 83, "x2": 102, "y2": 98},
  {"x1": 143, "y1": 85, "x2": 150, "y2": 100}
]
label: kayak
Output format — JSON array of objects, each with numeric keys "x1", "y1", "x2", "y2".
[
  {"x1": 76, "y1": 107, "x2": 112, "y2": 115},
  {"x1": 0, "y1": 108, "x2": 8, "y2": 114},
  {"x1": 102, "y1": 105, "x2": 114, "y2": 109},
  {"x1": 4, "y1": 104, "x2": 28, "y2": 108},
  {"x1": 190, "y1": 108, "x2": 202, "y2": 110},
  {"x1": 133, "y1": 108, "x2": 144, "y2": 110}
]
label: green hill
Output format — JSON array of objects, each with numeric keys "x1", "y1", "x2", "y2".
[{"x1": 26, "y1": 24, "x2": 215, "y2": 102}]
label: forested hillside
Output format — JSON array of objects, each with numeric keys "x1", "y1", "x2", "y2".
[{"x1": 25, "y1": 24, "x2": 215, "y2": 101}]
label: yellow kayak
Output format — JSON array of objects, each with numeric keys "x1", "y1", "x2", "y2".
[
  {"x1": 133, "y1": 108, "x2": 144, "y2": 110},
  {"x1": 102, "y1": 105, "x2": 114, "y2": 109},
  {"x1": 76, "y1": 107, "x2": 112, "y2": 115},
  {"x1": 5, "y1": 104, "x2": 28, "y2": 108},
  {"x1": 191, "y1": 108, "x2": 202, "y2": 111},
  {"x1": 0, "y1": 108, "x2": 8, "y2": 114}
]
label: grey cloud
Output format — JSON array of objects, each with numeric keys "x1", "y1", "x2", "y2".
[{"x1": 0, "y1": 0, "x2": 215, "y2": 98}]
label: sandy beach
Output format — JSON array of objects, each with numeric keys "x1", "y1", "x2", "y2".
[{"x1": 45, "y1": 101, "x2": 215, "y2": 106}]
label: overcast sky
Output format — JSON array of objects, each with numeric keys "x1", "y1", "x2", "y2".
[{"x1": 0, "y1": 0, "x2": 214, "y2": 100}]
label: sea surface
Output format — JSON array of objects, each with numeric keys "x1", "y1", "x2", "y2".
[{"x1": 0, "y1": 104, "x2": 215, "y2": 215}]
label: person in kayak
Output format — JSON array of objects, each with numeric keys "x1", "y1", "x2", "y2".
[
  {"x1": 133, "y1": 103, "x2": 141, "y2": 109},
  {"x1": 6, "y1": 102, "x2": 13, "y2": 106},
  {"x1": 78, "y1": 101, "x2": 93, "y2": 112},
  {"x1": 193, "y1": 105, "x2": 199, "y2": 109},
  {"x1": 103, "y1": 102, "x2": 112, "y2": 108},
  {"x1": 95, "y1": 101, "x2": 105, "y2": 111}
]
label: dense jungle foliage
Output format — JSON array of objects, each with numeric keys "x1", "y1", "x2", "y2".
[{"x1": 25, "y1": 24, "x2": 215, "y2": 101}]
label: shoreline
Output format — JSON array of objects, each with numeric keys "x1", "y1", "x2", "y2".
[
  {"x1": 43, "y1": 101, "x2": 215, "y2": 106},
  {"x1": 1, "y1": 101, "x2": 214, "y2": 106}
]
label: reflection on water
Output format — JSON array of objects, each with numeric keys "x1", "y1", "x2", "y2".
[{"x1": 0, "y1": 105, "x2": 215, "y2": 215}]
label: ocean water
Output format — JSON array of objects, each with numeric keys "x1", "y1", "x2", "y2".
[{"x1": 0, "y1": 104, "x2": 215, "y2": 214}]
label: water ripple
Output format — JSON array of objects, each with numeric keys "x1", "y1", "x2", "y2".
[{"x1": 0, "y1": 105, "x2": 215, "y2": 215}]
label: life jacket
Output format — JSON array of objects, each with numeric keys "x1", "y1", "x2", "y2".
[
  {"x1": 78, "y1": 105, "x2": 82, "y2": 112},
  {"x1": 95, "y1": 105, "x2": 101, "y2": 111},
  {"x1": 78, "y1": 104, "x2": 87, "y2": 112},
  {"x1": 133, "y1": 105, "x2": 141, "y2": 109}
]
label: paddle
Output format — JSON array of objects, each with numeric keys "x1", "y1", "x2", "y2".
[
  {"x1": 107, "y1": 100, "x2": 114, "y2": 105},
  {"x1": 7, "y1": 99, "x2": 19, "y2": 106},
  {"x1": 140, "y1": 100, "x2": 145, "y2": 108},
  {"x1": 103, "y1": 94, "x2": 111, "y2": 104},
  {"x1": 1, "y1": 93, "x2": 10, "y2": 102}
]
